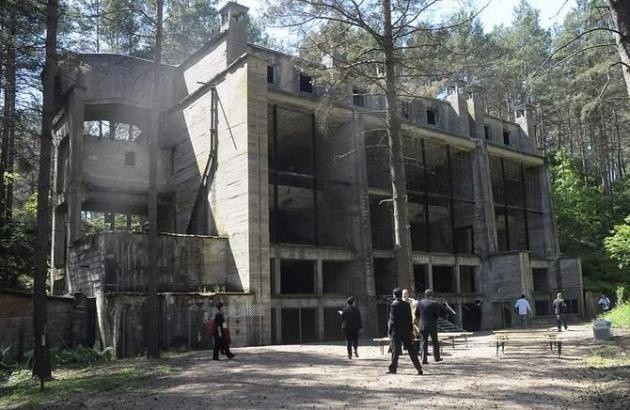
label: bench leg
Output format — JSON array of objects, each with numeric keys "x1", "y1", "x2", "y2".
[
  {"x1": 380, "y1": 344, "x2": 384, "y2": 355},
  {"x1": 501, "y1": 342, "x2": 505, "y2": 354},
  {"x1": 465, "y1": 335, "x2": 468, "y2": 348},
  {"x1": 452, "y1": 337, "x2": 455, "y2": 349},
  {"x1": 496, "y1": 341, "x2": 499, "y2": 357},
  {"x1": 557, "y1": 341, "x2": 562, "y2": 358}
]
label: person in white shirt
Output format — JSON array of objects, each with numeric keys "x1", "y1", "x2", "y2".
[
  {"x1": 598, "y1": 293, "x2": 612, "y2": 312},
  {"x1": 514, "y1": 294, "x2": 532, "y2": 328}
]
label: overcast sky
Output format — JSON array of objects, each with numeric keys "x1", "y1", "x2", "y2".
[{"x1": 221, "y1": 0, "x2": 576, "y2": 37}]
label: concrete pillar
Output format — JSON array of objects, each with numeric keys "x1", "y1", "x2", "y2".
[
  {"x1": 539, "y1": 165, "x2": 560, "y2": 258},
  {"x1": 455, "y1": 262, "x2": 461, "y2": 294},
  {"x1": 274, "y1": 307, "x2": 282, "y2": 344},
  {"x1": 427, "y1": 263, "x2": 434, "y2": 290},
  {"x1": 315, "y1": 260, "x2": 323, "y2": 295},
  {"x1": 273, "y1": 257, "x2": 281, "y2": 295},
  {"x1": 457, "y1": 303, "x2": 463, "y2": 327},
  {"x1": 66, "y1": 88, "x2": 85, "y2": 243},
  {"x1": 317, "y1": 306, "x2": 325, "y2": 341},
  {"x1": 472, "y1": 141, "x2": 498, "y2": 256}
]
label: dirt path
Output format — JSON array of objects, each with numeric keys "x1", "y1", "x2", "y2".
[{"x1": 50, "y1": 325, "x2": 629, "y2": 409}]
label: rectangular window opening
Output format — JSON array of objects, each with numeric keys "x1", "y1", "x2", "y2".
[
  {"x1": 124, "y1": 151, "x2": 135, "y2": 166},
  {"x1": 484, "y1": 125, "x2": 491, "y2": 140},
  {"x1": 503, "y1": 130, "x2": 511, "y2": 145},
  {"x1": 280, "y1": 260, "x2": 315, "y2": 294},
  {"x1": 299, "y1": 73, "x2": 313, "y2": 93},
  {"x1": 267, "y1": 65, "x2": 276, "y2": 84},
  {"x1": 427, "y1": 109, "x2": 437, "y2": 125},
  {"x1": 352, "y1": 88, "x2": 365, "y2": 107}
]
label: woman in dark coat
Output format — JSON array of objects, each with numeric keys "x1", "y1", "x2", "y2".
[
  {"x1": 213, "y1": 302, "x2": 235, "y2": 360},
  {"x1": 341, "y1": 297, "x2": 363, "y2": 359}
]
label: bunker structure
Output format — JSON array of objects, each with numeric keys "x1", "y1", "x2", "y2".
[{"x1": 49, "y1": 2, "x2": 583, "y2": 356}]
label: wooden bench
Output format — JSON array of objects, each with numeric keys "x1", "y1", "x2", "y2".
[
  {"x1": 373, "y1": 332, "x2": 473, "y2": 355},
  {"x1": 492, "y1": 330, "x2": 562, "y2": 357}
]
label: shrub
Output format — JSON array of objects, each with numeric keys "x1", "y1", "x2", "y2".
[{"x1": 603, "y1": 299, "x2": 630, "y2": 329}]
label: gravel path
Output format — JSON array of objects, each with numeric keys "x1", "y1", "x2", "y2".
[{"x1": 58, "y1": 325, "x2": 629, "y2": 409}]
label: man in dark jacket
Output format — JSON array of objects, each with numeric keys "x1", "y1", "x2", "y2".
[
  {"x1": 417, "y1": 289, "x2": 442, "y2": 364},
  {"x1": 341, "y1": 297, "x2": 363, "y2": 359},
  {"x1": 387, "y1": 288, "x2": 423, "y2": 375}
]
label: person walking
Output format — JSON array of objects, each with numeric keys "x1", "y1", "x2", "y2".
[
  {"x1": 341, "y1": 297, "x2": 362, "y2": 359},
  {"x1": 402, "y1": 289, "x2": 420, "y2": 340},
  {"x1": 387, "y1": 288, "x2": 423, "y2": 375},
  {"x1": 553, "y1": 292, "x2": 568, "y2": 332},
  {"x1": 417, "y1": 289, "x2": 442, "y2": 364},
  {"x1": 598, "y1": 293, "x2": 612, "y2": 313},
  {"x1": 212, "y1": 302, "x2": 235, "y2": 360},
  {"x1": 514, "y1": 294, "x2": 532, "y2": 328}
]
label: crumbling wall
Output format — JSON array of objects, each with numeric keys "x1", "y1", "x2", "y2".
[
  {"x1": 0, "y1": 290, "x2": 94, "y2": 361},
  {"x1": 101, "y1": 292, "x2": 255, "y2": 357},
  {"x1": 68, "y1": 232, "x2": 234, "y2": 295}
]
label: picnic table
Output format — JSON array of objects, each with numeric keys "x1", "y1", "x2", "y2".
[
  {"x1": 373, "y1": 332, "x2": 473, "y2": 355},
  {"x1": 492, "y1": 329, "x2": 562, "y2": 357}
]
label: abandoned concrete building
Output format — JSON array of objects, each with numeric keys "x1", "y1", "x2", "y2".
[{"x1": 49, "y1": 2, "x2": 583, "y2": 355}]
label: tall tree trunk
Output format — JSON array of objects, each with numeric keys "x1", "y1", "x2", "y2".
[
  {"x1": 33, "y1": 0, "x2": 58, "y2": 387},
  {"x1": 3, "y1": 11, "x2": 17, "y2": 225},
  {"x1": 382, "y1": 0, "x2": 412, "y2": 290},
  {"x1": 146, "y1": 0, "x2": 163, "y2": 358},
  {"x1": 608, "y1": 1, "x2": 630, "y2": 99}
]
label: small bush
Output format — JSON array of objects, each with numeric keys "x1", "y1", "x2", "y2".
[
  {"x1": 51, "y1": 345, "x2": 112, "y2": 367},
  {"x1": 603, "y1": 300, "x2": 630, "y2": 329}
]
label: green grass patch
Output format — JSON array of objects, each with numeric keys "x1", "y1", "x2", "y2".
[
  {"x1": 603, "y1": 301, "x2": 630, "y2": 329},
  {"x1": 0, "y1": 360, "x2": 171, "y2": 408}
]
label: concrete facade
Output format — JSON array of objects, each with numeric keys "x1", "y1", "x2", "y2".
[{"x1": 49, "y1": 2, "x2": 583, "y2": 352}]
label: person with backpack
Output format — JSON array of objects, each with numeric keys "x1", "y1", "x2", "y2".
[
  {"x1": 553, "y1": 292, "x2": 568, "y2": 332},
  {"x1": 598, "y1": 293, "x2": 612, "y2": 313},
  {"x1": 340, "y1": 297, "x2": 362, "y2": 359},
  {"x1": 212, "y1": 302, "x2": 235, "y2": 360}
]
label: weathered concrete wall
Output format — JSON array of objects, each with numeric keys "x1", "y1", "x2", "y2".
[
  {"x1": 67, "y1": 232, "x2": 234, "y2": 295},
  {"x1": 0, "y1": 290, "x2": 94, "y2": 361},
  {"x1": 100, "y1": 292, "x2": 255, "y2": 357},
  {"x1": 82, "y1": 138, "x2": 171, "y2": 192},
  {"x1": 181, "y1": 39, "x2": 228, "y2": 95},
  {"x1": 58, "y1": 54, "x2": 184, "y2": 111}
]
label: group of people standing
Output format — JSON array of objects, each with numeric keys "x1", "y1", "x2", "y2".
[{"x1": 340, "y1": 287, "x2": 444, "y2": 375}]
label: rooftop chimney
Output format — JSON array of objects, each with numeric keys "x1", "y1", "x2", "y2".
[{"x1": 219, "y1": 2, "x2": 249, "y2": 65}]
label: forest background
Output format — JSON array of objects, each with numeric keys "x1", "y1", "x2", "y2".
[{"x1": 0, "y1": 0, "x2": 629, "y2": 294}]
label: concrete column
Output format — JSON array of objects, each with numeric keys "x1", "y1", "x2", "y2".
[
  {"x1": 472, "y1": 141, "x2": 499, "y2": 256},
  {"x1": 455, "y1": 262, "x2": 461, "y2": 294},
  {"x1": 273, "y1": 257, "x2": 282, "y2": 295},
  {"x1": 427, "y1": 263, "x2": 434, "y2": 290},
  {"x1": 317, "y1": 306, "x2": 325, "y2": 341},
  {"x1": 315, "y1": 260, "x2": 323, "y2": 295},
  {"x1": 274, "y1": 307, "x2": 282, "y2": 344},
  {"x1": 457, "y1": 303, "x2": 463, "y2": 327},
  {"x1": 539, "y1": 165, "x2": 560, "y2": 258},
  {"x1": 66, "y1": 88, "x2": 85, "y2": 243},
  {"x1": 51, "y1": 206, "x2": 66, "y2": 268}
]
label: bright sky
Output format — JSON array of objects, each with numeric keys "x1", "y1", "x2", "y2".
[{"x1": 219, "y1": 0, "x2": 577, "y2": 35}]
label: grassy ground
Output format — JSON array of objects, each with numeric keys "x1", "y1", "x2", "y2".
[
  {"x1": 0, "y1": 359, "x2": 171, "y2": 409},
  {"x1": 603, "y1": 301, "x2": 630, "y2": 328}
]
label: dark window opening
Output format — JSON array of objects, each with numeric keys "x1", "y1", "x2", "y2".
[
  {"x1": 124, "y1": 151, "x2": 135, "y2": 166},
  {"x1": 267, "y1": 65, "x2": 275, "y2": 84},
  {"x1": 299, "y1": 73, "x2": 313, "y2": 93},
  {"x1": 374, "y1": 258, "x2": 396, "y2": 295},
  {"x1": 432, "y1": 265, "x2": 455, "y2": 293},
  {"x1": 462, "y1": 302, "x2": 482, "y2": 331},
  {"x1": 503, "y1": 130, "x2": 511, "y2": 145},
  {"x1": 281, "y1": 309, "x2": 300, "y2": 344},
  {"x1": 484, "y1": 125, "x2": 491, "y2": 140},
  {"x1": 535, "y1": 300, "x2": 549, "y2": 316},
  {"x1": 414, "y1": 265, "x2": 428, "y2": 294},
  {"x1": 427, "y1": 109, "x2": 437, "y2": 125},
  {"x1": 455, "y1": 226, "x2": 474, "y2": 254},
  {"x1": 459, "y1": 266, "x2": 476, "y2": 293},
  {"x1": 532, "y1": 268, "x2": 548, "y2": 292},
  {"x1": 352, "y1": 88, "x2": 365, "y2": 107},
  {"x1": 322, "y1": 262, "x2": 352, "y2": 294},
  {"x1": 401, "y1": 101, "x2": 410, "y2": 120},
  {"x1": 323, "y1": 308, "x2": 342, "y2": 340},
  {"x1": 280, "y1": 260, "x2": 315, "y2": 294}
]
